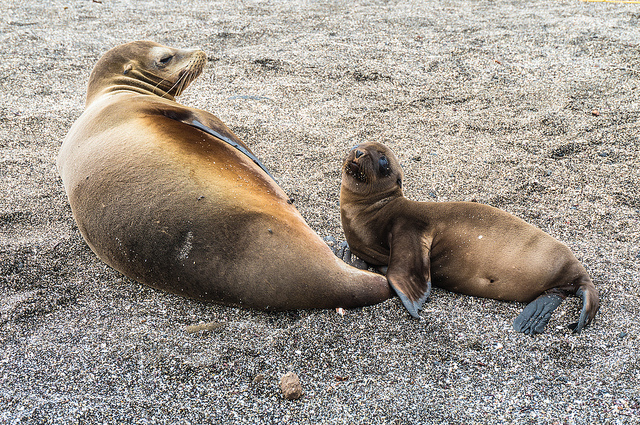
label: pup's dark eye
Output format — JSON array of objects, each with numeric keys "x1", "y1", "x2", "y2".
[
  {"x1": 159, "y1": 55, "x2": 174, "y2": 65},
  {"x1": 379, "y1": 155, "x2": 391, "y2": 176}
]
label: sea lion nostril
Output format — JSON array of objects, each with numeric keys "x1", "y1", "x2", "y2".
[{"x1": 355, "y1": 150, "x2": 364, "y2": 158}]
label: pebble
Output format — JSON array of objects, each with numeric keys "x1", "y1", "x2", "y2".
[
  {"x1": 280, "y1": 372, "x2": 303, "y2": 400},
  {"x1": 185, "y1": 321, "x2": 225, "y2": 333}
]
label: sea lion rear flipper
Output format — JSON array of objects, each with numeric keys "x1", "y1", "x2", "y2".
[
  {"x1": 513, "y1": 293, "x2": 564, "y2": 335},
  {"x1": 386, "y1": 229, "x2": 431, "y2": 318},
  {"x1": 324, "y1": 237, "x2": 370, "y2": 270},
  {"x1": 566, "y1": 289, "x2": 588, "y2": 332},
  {"x1": 336, "y1": 241, "x2": 369, "y2": 270},
  {"x1": 567, "y1": 284, "x2": 599, "y2": 334}
]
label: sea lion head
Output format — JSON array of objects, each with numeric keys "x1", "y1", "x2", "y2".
[
  {"x1": 86, "y1": 41, "x2": 207, "y2": 105},
  {"x1": 341, "y1": 142, "x2": 404, "y2": 198}
]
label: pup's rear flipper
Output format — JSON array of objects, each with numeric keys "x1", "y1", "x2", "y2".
[
  {"x1": 567, "y1": 285, "x2": 599, "y2": 334},
  {"x1": 333, "y1": 239, "x2": 370, "y2": 270},
  {"x1": 513, "y1": 293, "x2": 564, "y2": 335}
]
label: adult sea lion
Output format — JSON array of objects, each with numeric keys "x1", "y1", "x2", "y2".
[
  {"x1": 58, "y1": 41, "x2": 391, "y2": 311},
  {"x1": 340, "y1": 142, "x2": 599, "y2": 334}
]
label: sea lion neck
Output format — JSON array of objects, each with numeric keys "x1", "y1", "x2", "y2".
[
  {"x1": 87, "y1": 76, "x2": 176, "y2": 106},
  {"x1": 341, "y1": 183, "x2": 403, "y2": 209},
  {"x1": 85, "y1": 75, "x2": 175, "y2": 106}
]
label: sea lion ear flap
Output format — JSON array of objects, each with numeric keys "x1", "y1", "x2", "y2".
[{"x1": 386, "y1": 226, "x2": 432, "y2": 318}]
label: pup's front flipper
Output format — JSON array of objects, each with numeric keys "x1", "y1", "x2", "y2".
[
  {"x1": 386, "y1": 227, "x2": 432, "y2": 318},
  {"x1": 513, "y1": 292, "x2": 564, "y2": 335}
]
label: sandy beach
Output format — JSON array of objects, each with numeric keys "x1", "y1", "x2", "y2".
[{"x1": 1, "y1": 0, "x2": 639, "y2": 423}]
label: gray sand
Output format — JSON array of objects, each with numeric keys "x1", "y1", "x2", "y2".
[{"x1": 1, "y1": 0, "x2": 639, "y2": 423}]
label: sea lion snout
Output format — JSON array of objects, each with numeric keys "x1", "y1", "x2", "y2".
[
  {"x1": 342, "y1": 142, "x2": 404, "y2": 194},
  {"x1": 344, "y1": 148, "x2": 370, "y2": 182}
]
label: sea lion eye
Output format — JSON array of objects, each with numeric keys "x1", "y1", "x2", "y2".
[
  {"x1": 158, "y1": 55, "x2": 174, "y2": 65},
  {"x1": 378, "y1": 155, "x2": 391, "y2": 176}
]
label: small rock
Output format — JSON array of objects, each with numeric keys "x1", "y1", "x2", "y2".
[
  {"x1": 185, "y1": 321, "x2": 225, "y2": 333},
  {"x1": 280, "y1": 372, "x2": 303, "y2": 400},
  {"x1": 591, "y1": 109, "x2": 600, "y2": 116},
  {"x1": 252, "y1": 373, "x2": 265, "y2": 384}
]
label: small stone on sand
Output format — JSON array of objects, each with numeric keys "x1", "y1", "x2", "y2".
[{"x1": 280, "y1": 372, "x2": 303, "y2": 400}]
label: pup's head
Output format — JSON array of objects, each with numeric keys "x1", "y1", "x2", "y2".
[{"x1": 341, "y1": 142, "x2": 404, "y2": 198}]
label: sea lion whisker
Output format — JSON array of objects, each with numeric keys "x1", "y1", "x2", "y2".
[
  {"x1": 179, "y1": 72, "x2": 193, "y2": 95},
  {"x1": 169, "y1": 67, "x2": 196, "y2": 97},
  {"x1": 164, "y1": 74, "x2": 183, "y2": 96},
  {"x1": 170, "y1": 77, "x2": 183, "y2": 96},
  {"x1": 151, "y1": 66, "x2": 185, "y2": 97}
]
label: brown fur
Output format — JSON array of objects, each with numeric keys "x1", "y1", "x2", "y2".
[
  {"x1": 340, "y1": 142, "x2": 599, "y2": 334},
  {"x1": 58, "y1": 41, "x2": 391, "y2": 310}
]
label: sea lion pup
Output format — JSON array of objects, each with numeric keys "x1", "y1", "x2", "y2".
[
  {"x1": 340, "y1": 142, "x2": 599, "y2": 334},
  {"x1": 58, "y1": 41, "x2": 392, "y2": 311}
]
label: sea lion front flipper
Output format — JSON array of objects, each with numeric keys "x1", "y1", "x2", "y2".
[
  {"x1": 513, "y1": 292, "x2": 564, "y2": 335},
  {"x1": 159, "y1": 106, "x2": 277, "y2": 182},
  {"x1": 386, "y1": 229, "x2": 432, "y2": 318}
]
